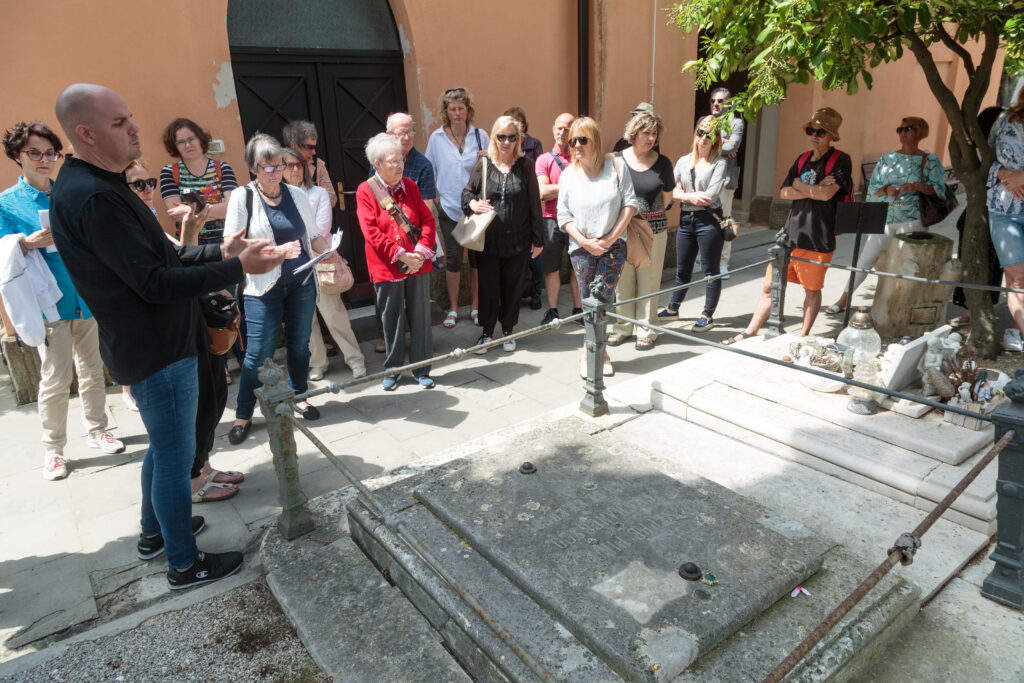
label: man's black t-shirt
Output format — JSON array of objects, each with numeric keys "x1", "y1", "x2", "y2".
[{"x1": 780, "y1": 149, "x2": 852, "y2": 253}]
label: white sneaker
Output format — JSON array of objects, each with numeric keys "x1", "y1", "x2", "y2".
[
  {"x1": 351, "y1": 364, "x2": 366, "y2": 379},
  {"x1": 1004, "y1": 329, "x2": 1023, "y2": 352},
  {"x1": 502, "y1": 338, "x2": 517, "y2": 352},
  {"x1": 309, "y1": 367, "x2": 326, "y2": 381},
  {"x1": 43, "y1": 454, "x2": 68, "y2": 480},
  {"x1": 88, "y1": 432, "x2": 126, "y2": 454}
]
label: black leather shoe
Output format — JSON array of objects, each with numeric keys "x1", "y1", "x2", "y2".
[
  {"x1": 297, "y1": 403, "x2": 320, "y2": 421},
  {"x1": 228, "y1": 422, "x2": 250, "y2": 445}
]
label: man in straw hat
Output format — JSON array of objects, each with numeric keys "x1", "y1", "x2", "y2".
[{"x1": 724, "y1": 106, "x2": 852, "y2": 344}]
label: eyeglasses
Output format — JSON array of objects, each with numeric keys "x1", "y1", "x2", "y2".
[
  {"x1": 711, "y1": 98, "x2": 726, "y2": 104},
  {"x1": 805, "y1": 126, "x2": 829, "y2": 138},
  {"x1": 444, "y1": 87, "x2": 466, "y2": 96},
  {"x1": 260, "y1": 165, "x2": 284, "y2": 174},
  {"x1": 175, "y1": 136, "x2": 198, "y2": 147},
  {"x1": 389, "y1": 130, "x2": 414, "y2": 138},
  {"x1": 496, "y1": 134, "x2": 518, "y2": 143},
  {"x1": 381, "y1": 157, "x2": 405, "y2": 167},
  {"x1": 896, "y1": 125, "x2": 917, "y2": 133},
  {"x1": 22, "y1": 149, "x2": 63, "y2": 162},
  {"x1": 127, "y1": 178, "x2": 157, "y2": 192},
  {"x1": 283, "y1": 162, "x2": 304, "y2": 171},
  {"x1": 569, "y1": 136, "x2": 589, "y2": 147},
  {"x1": 696, "y1": 130, "x2": 714, "y2": 140},
  {"x1": 300, "y1": 143, "x2": 317, "y2": 151}
]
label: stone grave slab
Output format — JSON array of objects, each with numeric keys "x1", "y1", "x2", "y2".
[{"x1": 412, "y1": 421, "x2": 832, "y2": 681}]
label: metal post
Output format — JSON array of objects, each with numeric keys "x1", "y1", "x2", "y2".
[
  {"x1": 256, "y1": 358, "x2": 315, "y2": 540},
  {"x1": 764, "y1": 236, "x2": 790, "y2": 339},
  {"x1": 579, "y1": 276, "x2": 610, "y2": 417},
  {"x1": 983, "y1": 401, "x2": 1024, "y2": 609}
]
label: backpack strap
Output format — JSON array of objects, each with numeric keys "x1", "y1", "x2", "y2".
[
  {"x1": 368, "y1": 176, "x2": 412, "y2": 235},
  {"x1": 244, "y1": 186, "x2": 253, "y2": 235},
  {"x1": 549, "y1": 151, "x2": 566, "y2": 172},
  {"x1": 474, "y1": 128, "x2": 483, "y2": 151},
  {"x1": 796, "y1": 150, "x2": 814, "y2": 175},
  {"x1": 172, "y1": 160, "x2": 180, "y2": 186},
  {"x1": 823, "y1": 148, "x2": 841, "y2": 177}
]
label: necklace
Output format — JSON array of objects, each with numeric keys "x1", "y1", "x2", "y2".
[
  {"x1": 447, "y1": 126, "x2": 467, "y2": 154},
  {"x1": 257, "y1": 182, "x2": 283, "y2": 200}
]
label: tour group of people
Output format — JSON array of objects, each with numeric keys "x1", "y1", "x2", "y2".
[{"x1": 2, "y1": 79, "x2": 1020, "y2": 591}]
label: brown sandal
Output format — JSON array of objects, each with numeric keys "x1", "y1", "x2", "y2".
[{"x1": 722, "y1": 332, "x2": 752, "y2": 346}]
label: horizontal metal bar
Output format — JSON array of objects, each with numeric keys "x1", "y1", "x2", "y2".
[
  {"x1": 604, "y1": 311, "x2": 992, "y2": 421},
  {"x1": 789, "y1": 255, "x2": 1024, "y2": 294}
]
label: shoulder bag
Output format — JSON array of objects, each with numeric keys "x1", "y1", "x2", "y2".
[
  {"x1": 918, "y1": 154, "x2": 957, "y2": 227},
  {"x1": 611, "y1": 155, "x2": 655, "y2": 268},
  {"x1": 368, "y1": 177, "x2": 445, "y2": 272},
  {"x1": 690, "y1": 166, "x2": 735, "y2": 241},
  {"x1": 452, "y1": 156, "x2": 495, "y2": 252}
]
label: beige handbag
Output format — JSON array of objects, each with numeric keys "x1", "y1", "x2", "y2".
[
  {"x1": 315, "y1": 255, "x2": 354, "y2": 294},
  {"x1": 611, "y1": 156, "x2": 655, "y2": 268},
  {"x1": 452, "y1": 156, "x2": 495, "y2": 252}
]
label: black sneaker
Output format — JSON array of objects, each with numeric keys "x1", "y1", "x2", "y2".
[
  {"x1": 167, "y1": 550, "x2": 243, "y2": 590},
  {"x1": 137, "y1": 516, "x2": 207, "y2": 560},
  {"x1": 473, "y1": 334, "x2": 492, "y2": 355},
  {"x1": 529, "y1": 295, "x2": 542, "y2": 310},
  {"x1": 572, "y1": 307, "x2": 585, "y2": 327},
  {"x1": 540, "y1": 308, "x2": 560, "y2": 326}
]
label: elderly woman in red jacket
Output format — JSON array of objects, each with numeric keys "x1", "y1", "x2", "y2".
[{"x1": 356, "y1": 132, "x2": 437, "y2": 390}]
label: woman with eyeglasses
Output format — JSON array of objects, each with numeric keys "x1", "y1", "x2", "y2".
[
  {"x1": 280, "y1": 147, "x2": 365, "y2": 380},
  {"x1": 658, "y1": 118, "x2": 728, "y2": 332},
  {"x1": 825, "y1": 116, "x2": 945, "y2": 315},
  {"x1": 282, "y1": 120, "x2": 338, "y2": 208},
  {"x1": 425, "y1": 87, "x2": 489, "y2": 330},
  {"x1": 462, "y1": 116, "x2": 544, "y2": 353},
  {"x1": 0, "y1": 120, "x2": 124, "y2": 481},
  {"x1": 223, "y1": 134, "x2": 334, "y2": 445},
  {"x1": 159, "y1": 118, "x2": 238, "y2": 244},
  {"x1": 608, "y1": 110, "x2": 675, "y2": 351},
  {"x1": 556, "y1": 117, "x2": 638, "y2": 378}
]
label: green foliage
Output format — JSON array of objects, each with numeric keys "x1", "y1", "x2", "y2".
[{"x1": 668, "y1": 0, "x2": 1023, "y2": 119}]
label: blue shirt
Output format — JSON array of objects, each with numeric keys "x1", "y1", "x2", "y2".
[
  {"x1": 260, "y1": 188, "x2": 310, "y2": 285},
  {"x1": 368, "y1": 146, "x2": 437, "y2": 200},
  {"x1": 0, "y1": 176, "x2": 91, "y2": 321}
]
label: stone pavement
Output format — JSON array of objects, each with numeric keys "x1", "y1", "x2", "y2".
[{"x1": 0, "y1": 206, "x2": 1006, "y2": 673}]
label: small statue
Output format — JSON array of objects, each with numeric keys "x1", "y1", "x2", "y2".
[
  {"x1": 975, "y1": 381, "x2": 993, "y2": 404},
  {"x1": 918, "y1": 336, "x2": 944, "y2": 395},
  {"x1": 588, "y1": 274, "x2": 612, "y2": 304},
  {"x1": 958, "y1": 381, "x2": 973, "y2": 405},
  {"x1": 941, "y1": 332, "x2": 962, "y2": 367}
]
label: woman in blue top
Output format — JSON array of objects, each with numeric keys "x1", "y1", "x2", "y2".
[
  {"x1": 222, "y1": 134, "x2": 333, "y2": 445},
  {"x1": 0, "y1": 121, "x2": 124, "y2": 480},
  {"x1": 987, "y1": 90, "x2": 1024, "y2": 350},
  {"x1": 826, "y1": 116, "x2": 946, "y2": 314}
]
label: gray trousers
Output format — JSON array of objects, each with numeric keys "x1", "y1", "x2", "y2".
[{"x1": 375, "y1": 272, "x2": 432, "y2": 378}]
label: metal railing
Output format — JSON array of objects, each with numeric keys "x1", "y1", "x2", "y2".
[{"x1": 252, "y1": 234, "x2": 1024, "y2": 679}]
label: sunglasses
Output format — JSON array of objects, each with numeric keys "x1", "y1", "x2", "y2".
[
  {"x1": 127, "y1": 178, "x2": 157, "y2": 192},
  {"x1": 569, "y1": 136, "x2": 589, "y2": 147},
  {"x1": 300, "y1": 143, "x2": 317, "y2": 151},
  {"x1": 23, "y1": 149, "x2": 63, "y2": 162},
  {"x1": 496, "y1": 133, "x2": 518, "y2": 143},
  {"x1": 805, "y1": 126, "x2": 829, "y2": 138},
  {"x1": 711, "y1": 98, "x2": 726, "y2": 104},
  {"x1": 696, "y1": 130, "x2": 714, "y2": 140},
  {"x1": 896, "y1": 125, "x2": 917, "y2": 133},
  {"x1": 445, "y1": 87, "x2": 467, "y2": 96}
]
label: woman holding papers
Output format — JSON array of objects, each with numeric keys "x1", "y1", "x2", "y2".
[{"x1": 223, "y1": 134, "x2": 333, "y2": 445}]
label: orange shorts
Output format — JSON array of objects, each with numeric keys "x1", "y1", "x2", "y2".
[{"x1": 764, "y1": 248, "x2": 833, "y2": 292}]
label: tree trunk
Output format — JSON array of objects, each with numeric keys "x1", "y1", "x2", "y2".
[{"x1": 961, "y1": 173, "x2": 999, "y2": 358}]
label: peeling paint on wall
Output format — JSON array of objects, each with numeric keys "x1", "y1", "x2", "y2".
[
  {"x1": 397, "y1": 22, "x2": 410, "y2": 56},
  {"x1": 212, "y1": 61, "x2": 236, "y2": 109}
]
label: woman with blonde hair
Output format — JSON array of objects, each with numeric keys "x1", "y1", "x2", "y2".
[
  {"x1": 659, "y1": 118, "x2": 727, "y2": 331},
  {"x1": 826, "y1": 115, "x2": 946, "y2": 314},
  {"x1": 425, "y1": 88, "x2": 490, "y2": 329},
  {"x1": 556, "y1": 116, "x2": 638, "y2": 376},
  {"x1": 608, "y1": 110, "x2": 675, "y2": 351},
  {"x1": 462, "y1": 115, "x2": 544, "y2": 352}
]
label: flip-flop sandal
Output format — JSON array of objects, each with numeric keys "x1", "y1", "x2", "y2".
[
  {"x1": 443, "y1": 311, "x2": 458, "y2": 328},
  {"x1": 191, "y1": 480, "x2": 239, "y2": 503},
  {"x1": 635, "y1": 339, "x2": 655, "y2": 351},
  {"x1": 824, "y1": 304, "x2": 844, "y2": 315},
  {"x1": 209, "y1": 469, "x2": 245, "y2": 484},
  {"x1": 722, "y1": 332, "x2": 753, "y2": 346},
  {"x1": 471, "y1": 309, "x2": 480, "y2": 326},
  {"x1": 606, "y1": 334, "x2": 627, "y2": 347},
  {"x1": 374, "y1": 339, "x2": 387, "y2": 353}
]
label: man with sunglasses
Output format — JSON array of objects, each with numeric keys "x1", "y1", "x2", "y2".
[{"x1": 725, "y1": 107, "x2": 850, "y2": 344}]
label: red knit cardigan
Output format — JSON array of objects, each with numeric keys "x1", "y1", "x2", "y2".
[{"x1": 355, "y1": 178, "x2": 436, "y2": 283}]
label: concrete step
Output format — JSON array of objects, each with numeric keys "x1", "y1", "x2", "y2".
[
  {"x1": 649, "y1": 334, "x2": 997, "y2": 534},
  {"x1": 266, "y1": 534, "x2": 469, "y2": 682}
]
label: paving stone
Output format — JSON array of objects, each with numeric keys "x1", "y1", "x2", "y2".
[{"x1": 1, "y1": 554, "x2": 98, "y2": 650}]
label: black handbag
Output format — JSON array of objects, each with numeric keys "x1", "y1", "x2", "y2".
[{"x1": 918, "y1": 155, "x2": 957, "y2": 227}]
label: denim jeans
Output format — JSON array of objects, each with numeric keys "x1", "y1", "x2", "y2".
[
  {"x1": 133, "y1": 356, "x2": 199, "y2": 570},
  {"x1": 669, "y1": 211, "x2": 725, "y2": 316},
  {"x1": 236, "y1": 277, "x2": 316, "y2": 420}
]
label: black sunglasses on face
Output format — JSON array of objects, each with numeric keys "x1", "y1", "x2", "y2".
[
  {"x1": 569, "y1": 136, "x2": 589, "y2": 147},
  {"x1": 805, "y1": 126, "x2": 829, "y2": 138},
  {"x1": 696, "y1": 130, "x2": 714, "y2": 140},
  {"x1": 896, "y1": 125, "x2": 917, "y2": 133},
  {"x1": 496, "y1": 133, "x2": 518, "y2": 143},
  {"x1": 128, "y1": 178, "x2": 157, "y2": 192}
]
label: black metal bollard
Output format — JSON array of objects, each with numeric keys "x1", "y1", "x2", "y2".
[
  {"x1": 764, "y1": 236, "x2": 791, "y2": 339},
  {"x1": 580, "y1": 276, "x2": 611, "y2": 417},
  {"x1": 982, "y1": 400, "x2": 1024, "y2": 609},
  {"x1": 256, "y1": 358, "x2": 315, "y2": 540}
]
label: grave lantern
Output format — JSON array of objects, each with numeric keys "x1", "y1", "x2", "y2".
[{"x1": 838, "y1": 308, "x2": 883, "y2": 415}]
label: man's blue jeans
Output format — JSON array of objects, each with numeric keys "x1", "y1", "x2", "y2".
[
  {"x1": 236, "y1": 277, "x2": 316, "y2": 420},
  {"x1": 132, "y1": 356, "x2": 199, "y2": 570}
]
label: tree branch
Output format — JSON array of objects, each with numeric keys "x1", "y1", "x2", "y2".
[{"x1": 934, "y1": 23, "x2": 975, "y2": 79}]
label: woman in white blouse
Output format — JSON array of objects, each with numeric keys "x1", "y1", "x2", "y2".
[
  {"x1": 281, "y1": 147, "x2": 365, "y2": 381},
  {"x1": 556, "y1": 116, "x2": 638, "y2": 377}
]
